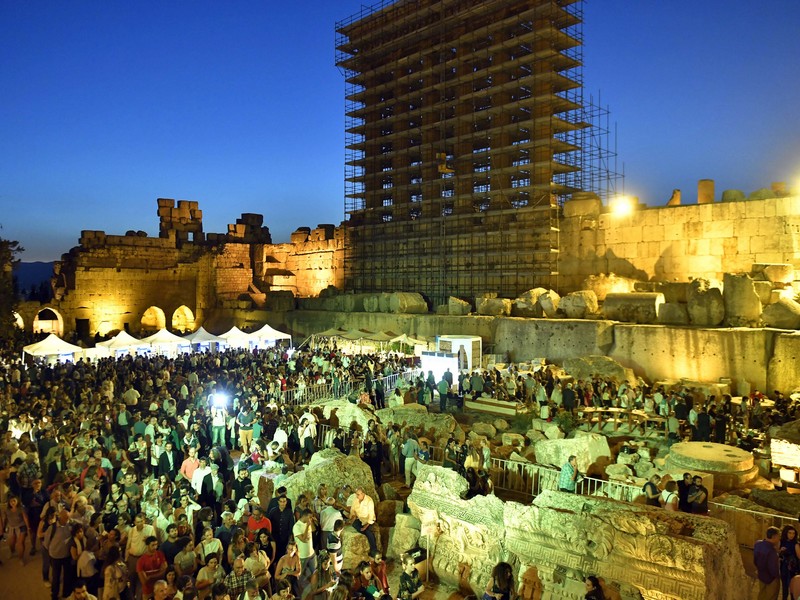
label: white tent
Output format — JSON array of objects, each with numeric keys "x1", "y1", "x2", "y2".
[
  {"x1": 219, "y1": 326, "x2": 255, "y2": 349},
  {"x1": 140, "y1": 328, "x2": 190, "y2": 356},
  {"x1": 96, "y1": 331, "x2": 148, "y2": 356},
  {"x1": 183, "y1": 326, "x2": 225, "y2": 352},
  {"x1": 23, "y1": 334, "x2": 85, "y2": 363},
  {"x1": 250, "y1": 323, "x2": 292, "y2": 348}
]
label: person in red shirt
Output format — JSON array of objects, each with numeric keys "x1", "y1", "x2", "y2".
[
  {"x1": 137, "y1": 536, "x2": 167, "y2": 598},
  {"x1": 247, "y1": 505, "x2": 271, "y2": 541},
  {"x1": 370, "y1": 550, "x2": 389, "y2": 595}
]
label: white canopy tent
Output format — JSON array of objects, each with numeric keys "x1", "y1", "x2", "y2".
[
  {"x1": 96, "y1": 330, "x2": 148, "y2": 357},
  {"x1": 219, "y1": 326, "x2": 255, "y2": 349},
  {"x1": 23, "y1": 334, "x2": 85, "y2": 364},
  {"x1": 250, "y1": 323, "x2": 292, "y2": 349},
  {"x1": 140, "y1": 328, "x2": 191, "y2": 357},
  {"x1": 183, "y1": 326, "x2": 226, "y2": 352}
]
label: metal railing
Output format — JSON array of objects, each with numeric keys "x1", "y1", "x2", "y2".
[
  {"x1": 708, "y1": 501, "x2": 796, "y2": 550},
  {"x1": 278, "y1": 368, "x2": 422, "y2": 407}
]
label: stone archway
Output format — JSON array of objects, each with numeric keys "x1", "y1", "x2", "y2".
[
  {"x1": 140, "y1": 306, "x2": 166, "y2": 332},
  {"x1": 171, "y1": 305, "x2": 195, "y2": 333},
  {"x1": 33, "y1": 307, "x2": 64, "y2": 336},
  {"x1": 12, "y1": 311, "x2": 24, "y2": 330}
]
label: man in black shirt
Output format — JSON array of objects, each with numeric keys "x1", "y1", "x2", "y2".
[{"x1": 677, "y1": 472, "x2": 693, "y2": 512}]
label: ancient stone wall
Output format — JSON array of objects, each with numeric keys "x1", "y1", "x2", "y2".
[
  {"x1": 284, "y1": 310, "x2": 800, "y2": 393},
  {"x1": 408, "y1": 465, "x2": 748, "y2": 600},
  {"x1": 559, "y1": 195, "x2": 800, "y2": 292}
]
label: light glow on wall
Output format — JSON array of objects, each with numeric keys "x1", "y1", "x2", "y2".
[{"x1": 609, "y1": 195, "x2": 635, "y2": 217}]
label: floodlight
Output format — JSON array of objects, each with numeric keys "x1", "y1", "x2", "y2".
[{"x1": 609, "y1": 195, "x2": 634, "y2": 217}]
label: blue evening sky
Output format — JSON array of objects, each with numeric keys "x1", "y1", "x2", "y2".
[{"x1": 1, "y1": 1, "x2": 798, "y2": 261}]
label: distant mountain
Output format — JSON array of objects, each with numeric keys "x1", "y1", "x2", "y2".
[{"x1": 13, "y1": 261, "x2": 54, "y2": 291}]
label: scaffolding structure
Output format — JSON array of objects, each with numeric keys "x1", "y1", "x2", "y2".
[{"x1": 336, "y1": 0, "x2": 616, "y2": 305}]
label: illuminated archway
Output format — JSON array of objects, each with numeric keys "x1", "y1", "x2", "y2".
[
  {"x1": 171, "y1": 305, "x2": 195, "y2": 333},
  {"x1": 140, "y1": 306, "x2": 166, "y2": 332},
  {"x1": 12, "y1": 311, "x2": 24, "y2": 330},
  {"x1": 33, "y1": 307, "x2": 64, "y2": 336}
]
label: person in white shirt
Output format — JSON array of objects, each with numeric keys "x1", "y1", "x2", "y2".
[
  {"x1": 191, "y1": 457, "x2": 212, "y2": 495},
  {"x1": 292, "y1": 509, "x2": 317, "y2": 590},
  {"x1": 348, "y1": 488, "x2": 377, "y2": 555}
]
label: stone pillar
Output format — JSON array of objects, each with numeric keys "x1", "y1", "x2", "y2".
[
  {"x1": 666, "y1": 189, "x2": 681, "y2": 206},
  {"x1": 697, "y1": 179, "x2": 715, "y2": 204}
]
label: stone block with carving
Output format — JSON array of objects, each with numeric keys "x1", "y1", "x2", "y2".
[
  {"x1": 534, "y1": 432, "x2": 610, "y2": 472},
  {"x1": 657, "y1": 302, "x2": 689, "y2": 325},
  {"x1": 475, "y1": 297, "x2": 512, "y2": 316},
  {"x1": 562, "y1": 355, "x2": 636, "y2": 386},
  {"x1": 762, "y1": 297, "x2": 800, "y2": 329},
  {"x1": 282, "y1": 448, "x2": 377, "y2": 508},
  {"x1": 408, "y1": 465, "x2": 748, "y2": 600},
  {"x1": 687, "y1": 278, "x2": 725, "y2": 326},
  {"x1": 511, "y1": 288, "x2": 547, "y2": 317},
  {"x1": 723, "y1": 272, "x2": 762, "y2": 327},
  {"x1": 558, "y1": 290, "x2": 599, "y2": 318}
]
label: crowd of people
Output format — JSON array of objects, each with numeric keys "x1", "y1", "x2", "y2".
[{"x1": 0, "y1": 325, "x2": 791, "y2": 600}]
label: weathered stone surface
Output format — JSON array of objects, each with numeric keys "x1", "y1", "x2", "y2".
[
  {"x1": 342, "y1": 526, "x2": 383, "y2": 569},
  {"x1": 407, "y1": 465, "x2": 747, "y2": 600},
  {"x1": 605, "y1": 463, "x2": 634, "y2": 481},
  {"x1": 713, "y1": 493, "x2": 792, "y2": 549},
  {"x1": 762, "y1": 297, "x2": 800, "y2": 329},
  {"x1": 376, "y1": 500, "x2": 404, "y2": 527},
  {"x1": 763, "y1": 264, "x2": 796, "y2": 285},
  {"x1": 753, "y1": 280, "x2": 774, "y2": 304},
  {"x1": 476, "y1": 297, "x2": 512, "y2": 316},
  {"x1": 534, "y1": 432, "x2": 611, "y2": 473},
  {"x1": 511, "y1": 288, "x2": 547, "y2": 317},
  {"x1": 633, "y1": 460, "x2": 655, "y2": 477},
  {"x1": 721, "y1": 189, "x2": 746, "y2": 202},
  {"x1": 316, "y1": 399, "x2": 375, "y2": 432},
  {"x1": 387, "y1": 514, "x2": 421, "y2": 559},
  {"x1": 558, "y1": 290, "x2": 599, "y2": 318},
  {"x1": 665, "y1": 442, "x2": 759, "y2": 492},
  {"x1": 723, "y1": 273, "x2": 762, "y2": 327},
  {"x1": 388, "y1": 292, "x2": 428, "y2": 314},
  {"x1": 376, "y1": 406, "x2": 459, "y2": 443},
  {"x1": 562, "y1": 355, "x2": 636, "y2": 386},
  {"x1": 363, "y1": 294, "x2": 380, "y2": 313},
  {"x1": 283, "y1": 448, "x2": 377, "y2": 508},
  {"x1": 501, "y1": 433, "x2": 526, "y2": 448},
  {"x1": 538, "y1": 290, "x2": 560, "y2": 318},
  {"x1": 378, "y1": 483, "x2": 401, "y2": 502},
  {"x1": 603, "y1": 292, "x2": 664, "y2": 324},
  {"x1": 543, "y1": 423, "x2": 564, "y2": 440},
  {"x1": 657, "y1": 302, "x2": 690, "y2": 325},
  {"x1": 472, "y1": 422, "x2": 497, "y2": 438},
  {"x1": 447, "y1": 296, "x2": 471, "y2": 316},
  {"x1": 581, "y1": 273, "x2": 637, "y2": 302},
  {"x1": 493, "y1": 418, "x2": 509, "y2": 431},
  {"x1": 750, "y1": 490, "x2": 800, "y2": 515},
  {"x1": 525, "y1": 429, "x2": 546, "y2": 444},
  {"x1": 687, "y1": 279, "x2": 725, "y2": 326},
  {"x1": 616, "y1": 452, "x2": 639, "y2": 466},
  {"x1": 654, "y1": 282, "x2": 692, "y2": 304}
]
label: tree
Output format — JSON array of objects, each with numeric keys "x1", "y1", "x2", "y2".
[{"x1": 0, "y1": 237, "x2": 24, "y2": 339}]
